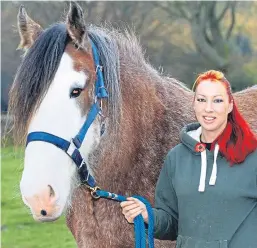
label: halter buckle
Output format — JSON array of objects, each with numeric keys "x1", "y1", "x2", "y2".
[{"x1": 86, "y1": 185, "x2": 101, "y2": 199}]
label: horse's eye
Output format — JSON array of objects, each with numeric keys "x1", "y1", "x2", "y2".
[{"x1": 70, "y1": 88, "x2": 83, "y2": 98}]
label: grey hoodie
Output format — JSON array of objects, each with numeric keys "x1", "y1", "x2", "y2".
[{"x1": 153, "y1": 123, "x2": 257, "y2": 248}]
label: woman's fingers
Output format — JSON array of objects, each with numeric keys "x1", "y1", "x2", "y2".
[
  {"x1": 130, "y1": 209, "x2": 144, "y2": 219},
  {"x1": 120, "y1": 197, "x2": 143, "y2": 208},
  {"x1": 120, "y1": 200, "x2": 135, "y2": 208},
  {"x1": 125, "y1": 209, "x2": 143, "y2": 223},
  {"x1": 124, "y1": 206, "x2": 142, "y2": 216},
  {"x1": 122, "y1": 203, "x2": 141, "y2": 213},
  {"x1": 127, "y1": 197, "x2": 142, "y2": 203},
  {"x1": 120, "y1": 197, "x2": 149, "y2": 224}
]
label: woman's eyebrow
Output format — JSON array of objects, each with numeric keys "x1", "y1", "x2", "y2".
[{"x1": 197, "y1": 94, "x2": 223, "y2": 97}]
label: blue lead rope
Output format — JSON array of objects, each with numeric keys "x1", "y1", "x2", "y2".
[{"x1": 96, "y1": 190, "x2": 154, "y2": 248}]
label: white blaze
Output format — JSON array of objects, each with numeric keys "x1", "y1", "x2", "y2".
[{"x1": 20, "y1": 53, "x2": 100, "y2": 217}]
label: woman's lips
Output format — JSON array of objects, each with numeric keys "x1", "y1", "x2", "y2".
[{"x1": 203, "y1": 116, "x2": 216, "y2": 124}]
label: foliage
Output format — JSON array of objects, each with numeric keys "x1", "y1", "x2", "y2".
[{"x1": 1, "y1": 147, "x2": 76, "y2": 248}]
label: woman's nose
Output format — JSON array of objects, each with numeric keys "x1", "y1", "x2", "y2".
[{"x1": 205, "y1": 102, "x2": 213, "y2": 112}]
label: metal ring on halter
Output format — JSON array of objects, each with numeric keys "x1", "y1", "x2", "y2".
[
  {"x1": 95, "y1": 65, "x2": 103, "y2": 73},
  {"x1": 111, "y1": 193, "x2": 118, "y2": 200}
]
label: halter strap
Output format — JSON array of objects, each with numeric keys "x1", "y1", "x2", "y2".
[
  {"x1": 26, "y1": 131, "x2": 96, "y2": 187},
  {"x1": 26, "y1": 39, "x2": 107, "y2": 186},
  {"x1": 72, "y1": 101, "x2": 100, "y2": 148}
]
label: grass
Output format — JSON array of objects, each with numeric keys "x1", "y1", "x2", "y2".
[{"x1": 1, "y1": 146, "x2": 76, "y2": 248}]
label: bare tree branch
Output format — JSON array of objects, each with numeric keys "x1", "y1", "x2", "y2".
[
  {"x1": 203, "y1": 28, "x2": 212, "y2": 46},
  {"x1": 191, "y1": 1, "x2": 204, "y2": 20},
  {"x1": 207, "y1": 1, "x2": 228, "y2": 56},
  {"x1": 217, "y1": 2, "x2": 231, "y2": 22},
  {"x1": 226, "y1": 2, "x2": 236, "y2": 40},
  {"x1": 191, "y1": 20, "x2": 228, "y2": 69},
  {"x1": 174, "y1": 2, "x2": 191, "y2": 20},
  {"x1": 150, "y1": 1, "x2": 237, "y2": 70},
  {"x1": 189, "y1": 2, "x2": 229, "y2": 69},
  {"x1": 151, "y1": 2, "x2": 181, "y2": 20}
]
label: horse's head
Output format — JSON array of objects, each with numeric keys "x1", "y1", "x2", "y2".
[{"x1": 10, "y1": 2, "x2": 119, "y2": 222}]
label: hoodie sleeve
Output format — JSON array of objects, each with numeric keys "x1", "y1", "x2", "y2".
[{"x1": 153, "y1": 151, "x2": 178, "y2": 240}]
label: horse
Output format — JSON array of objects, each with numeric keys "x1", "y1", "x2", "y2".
[{"x1": 8, "y1": 2, "x2": 257, "y2": 248}]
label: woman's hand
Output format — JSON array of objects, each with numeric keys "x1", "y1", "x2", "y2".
[{"x1": 120, "y1": 197, "x2": 149, "y2": 224}]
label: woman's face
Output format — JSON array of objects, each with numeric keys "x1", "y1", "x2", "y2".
[{"x1": 194, "y1": 80, "x2": 233, "y2": 136}]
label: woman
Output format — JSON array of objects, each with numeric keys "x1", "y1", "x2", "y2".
[{"x1": 120, "y1": 70, "x2": 257, "y2": 248}]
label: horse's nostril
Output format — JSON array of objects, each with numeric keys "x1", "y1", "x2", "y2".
[
  {"x1": 48, "y1": 185, "x2": 55, "y2": 198},
  {"x1": 41, "y1": 209, "x2": 47, "y2": 216}
]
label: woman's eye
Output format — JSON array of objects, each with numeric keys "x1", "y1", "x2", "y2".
[
  {"x1": 70, "y1": 88, "x2": 83, "y2": 98},
  {"x1": 214, "y1": 99, "x2": 223, "y2": 103},
  {"x1": 197, "y1": 98, "x2": 205, "y2": 102}
]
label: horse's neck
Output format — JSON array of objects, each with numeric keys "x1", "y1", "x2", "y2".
[
  {"x1": 91, "y1": 69, "x2": 194, "y2": 195},
  {"x1": 66, "y1": 65, "x2": 195, "y2": 245}
]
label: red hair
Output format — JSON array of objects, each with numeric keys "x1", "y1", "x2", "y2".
[{"x1": 193, "y1": 70, "x2": 257, "y2": 165}]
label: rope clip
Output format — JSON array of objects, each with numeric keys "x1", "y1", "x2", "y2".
[{"x1": 86, "y1": 185, "x2": 101, "y2": 199}]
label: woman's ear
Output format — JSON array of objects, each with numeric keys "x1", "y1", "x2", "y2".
[{"x1": 228, "y1": 101, "x2": 233, "y2": 114}]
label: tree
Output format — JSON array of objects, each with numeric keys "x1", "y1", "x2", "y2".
[{"x1": 153, "y1": 1, "x2": 238, "y2": 72}]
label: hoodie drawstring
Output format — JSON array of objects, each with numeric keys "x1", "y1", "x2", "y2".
[
  {"x1": 209, "y1": 144, "x2": 219, "y2": 186},
  {"x1": 198, "y1": 149, "x2": 207, "y2": 192},
  {"x1": 198, "y1": 144, "x2": 220, "y2": 192},
  {"x1": 188, "y1": 126, "x2": 220, "y2": 192}
]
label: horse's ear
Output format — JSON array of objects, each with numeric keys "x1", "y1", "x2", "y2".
[
  {"x1": 66, "y1": 2, "x2": 90, "y2": 51},
  {"x1": 17, "y1": 5, "x2": 43, "y2": 50}
]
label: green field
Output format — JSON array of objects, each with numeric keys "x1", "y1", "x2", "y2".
[{"x1": 1, "y1": 147, "x2": 76, "y2": 248}]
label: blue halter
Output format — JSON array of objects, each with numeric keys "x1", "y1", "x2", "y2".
[
  {"x1": 26, "y1": 41, "x2": 107, "y2": 188},
  {"x1": 26, "y1": 40, "x2": 154, "y2": 248}
]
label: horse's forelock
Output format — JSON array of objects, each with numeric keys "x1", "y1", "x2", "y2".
[{"x1": 8, "y1": 23, "x2": 69, "y2": 145}]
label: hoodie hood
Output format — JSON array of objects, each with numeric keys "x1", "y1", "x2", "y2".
[{"x1": 180, "y1": 123, "x2": 220, "y2": 192}]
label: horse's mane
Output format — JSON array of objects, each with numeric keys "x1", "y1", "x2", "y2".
[
  {"x1": 88, "y1": 26, "x2": 122, "y2": 130},
  {"x1": 9, "y1": 24, "x2": 69, "y2": 144}
]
